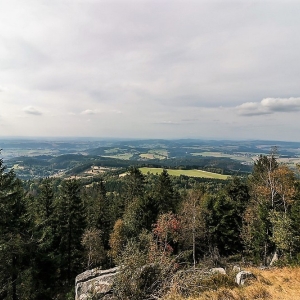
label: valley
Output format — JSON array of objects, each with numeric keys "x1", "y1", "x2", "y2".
[{"x1": 1, "y1": 138, "x2": 300, "y2": 180}]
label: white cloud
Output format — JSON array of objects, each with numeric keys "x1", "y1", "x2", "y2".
[
  {"x1": 23, "y1": 106, "x2": 42, "y2": 115},
  {"x1": 236, "y1": 97, "x2": 300, "y2": 116},
  {"x1": 80, "y1": 109, "x2": 98, "y2": 115}
]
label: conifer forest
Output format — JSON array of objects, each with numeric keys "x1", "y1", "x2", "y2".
[{"x1": 1, "y1": 148, "x2": 300, "y2": 299}]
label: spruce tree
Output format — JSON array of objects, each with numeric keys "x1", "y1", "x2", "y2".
[
  {"x1": 0, "y1": 154, "x2": 28, "y2": 300},
  {"x1": 154, "y1": 169, "x2": 178, "y2": 214},
  {"x1": 84, "y1": 179, "x2": 111, "y2": 248},
  {"x1": 124, "y1": 167, "x2": 145, "y2": 208},
  {"x1": 30, "y1": 178, "x2": 57, "y2": 300},
  {"x1": 54, "y1": 178, "x2": 86, "y2": 285}
]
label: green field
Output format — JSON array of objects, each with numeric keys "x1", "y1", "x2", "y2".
[
  {"x1": 140, "y1": 153, "x2": 156, "y2": 159},
  {"x1": 102, "y1": 153, "x2": 133, "y2": 160},
  {"x1": 139, "y1": 149, "x2": 168, "y2": 160},
  {"x1": 139, "y1": 167, "x2": 229, "y2": 179},
  {"x1": 192, "y1": 151, "x2": 255, "y2": 163}
]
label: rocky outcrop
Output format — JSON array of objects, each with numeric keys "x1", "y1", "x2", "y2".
[
  {"x1": 270, "y1": 251, "x2": 278, "y2": 266},
  {"x1": 210, "y1": 267, "x2": 226, "y2": 275},
  {"x1": 75, "y1": 267, "x2": 119, "y2": 300},
  {"x1": 232, "y1": 265, "x2": 241, "y2": 273},
  {"x1": 235, "y1": 270, "x2": 256, "y2": 285}
]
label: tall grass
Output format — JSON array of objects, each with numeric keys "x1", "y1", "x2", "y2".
[{"x1": 164, "y1": 267, "x2": 300, "y2": 300}]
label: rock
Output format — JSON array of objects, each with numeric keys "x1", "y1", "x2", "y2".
[
  {"x1": 235, "y1": 271, "x2": 256, "y2": 285},
  {"x1": 270, "y1": 251, "x2": 278, "y2": 266},
  {"x1": 75, "y1": 266, "x2": 119, "y2": 300},
  {"x1": 210, "y1": 267, "x2": 226, "y2": 275},
  {"x1": 233, "y1": 265, "x2": 241, "y2": 273}
]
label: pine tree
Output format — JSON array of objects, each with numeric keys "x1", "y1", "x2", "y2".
[
  {"x1": 0, "y1": 154, "x2": 28, "y2": 300},
  {"x1": 84, "y1": 179, "x2": 112, "y2": 248},
  {"x1": 154, "y1": 169, "x2": 178, "y2": 214},
  {"x1": 29, "y1": 178, "x2": 57, "y2": 300},
  {"x1": 124, "y1": 167, "x2": 145, "y2": 208},
  {"x1": 54, "y1": 179, "x2": 86, "y2": 285}
]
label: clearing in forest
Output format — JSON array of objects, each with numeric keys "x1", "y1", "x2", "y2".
[{"x1": 139, "y1": 167, "x2": 229, "y2": 179}]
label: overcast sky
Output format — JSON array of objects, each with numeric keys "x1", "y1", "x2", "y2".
[{"x1": 1, "y1": 0, "x2": 300, "y2": 141}]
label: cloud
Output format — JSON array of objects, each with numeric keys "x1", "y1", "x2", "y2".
[
  {"x1": 236, "y1": 102, "x2": 271, "y2": 116},
  {"x1": 181, "y1": 118, "x2": 199, "y2": 123},
  {"x1": 80, "y1": 109, "x2": 98, "y2": 115},
  {"x1": 261, "y1": 97, "x2": 300, "y2": 112},
  {"x1": 23, "y1": 106, "x2": 42, "y2": 115},
  {"x1": 236, "y1": 97, "x2": 300, "y2": 116},
  {"x1": 1, "y1": 2, "x2": 300, "y2": 140},
  {"x1": 110, "y1": 109, "x2": 122, "y2": 114},
  {"x1": 80, "y1": 109, "x2": 122, "y2": 115},
  {"x1": 156, "y1": 120, "x2": 180, "y2": 125}
]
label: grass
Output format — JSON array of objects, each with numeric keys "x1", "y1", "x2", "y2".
[
  {"x1": 165, "y1": 267, "x2": 300, "y2": 300},
  {"x1": 13, "y1": 164, "x2": 24, "y2": 170},
  {"x1": 139, "y1": 167, "x2": 229, "y2": 179},
  {"x1": 140, "y1": 153, "x2": 156, "y2": 159},
  {"x1": 192, "y1": 152, "x2": 255, "y2": 163},
  {"x1": 104, "y1": 148, "x2": 122, "y2": 154},
  {"x1": 149, "y1": 149, "x2": 168, "y2": 156},
  {"x1": 140, "y1": 149, "x2": 168, "y2": 160}
]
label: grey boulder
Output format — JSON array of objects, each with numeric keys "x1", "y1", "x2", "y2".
[
  {"x1": 75, "y1": 267, "x2": 119, "y2": 300},
  {"x1": 235, "y1": 271, "x2": 255, "y2": 285}
]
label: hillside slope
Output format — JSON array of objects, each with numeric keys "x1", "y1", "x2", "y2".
[{"x1": 166, "y1": 267, "x2": 300, "y2": 300}]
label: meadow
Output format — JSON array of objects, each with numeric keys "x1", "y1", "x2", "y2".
[
  {"x1": 139, "y1": 167, "x2": 229, "y2": 179},
  {"x1": 166, "y1": 267, "x2": 300, "y2": 300}
]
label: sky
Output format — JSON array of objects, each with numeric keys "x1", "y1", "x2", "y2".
[{"x1": 1, "y1": 0, "x2": 300, "y2": 141}]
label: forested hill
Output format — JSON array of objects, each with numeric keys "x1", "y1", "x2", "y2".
[
  {"x1": 6, "y1": 153, "x2": 252, "y2": 180},
  {"x1": 3, "y1": 138, "x2": 300, "y2": 180},
  {"x1": 1, "y1": 149, "x2": 300, "y2": 299},
  {"x1": 0, "y1": 138, "x2": 294, "y2": 180}
]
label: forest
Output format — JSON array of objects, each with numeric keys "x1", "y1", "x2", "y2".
[{"x1": 1, "y1": 150, "x2": 300, "y2": 299}]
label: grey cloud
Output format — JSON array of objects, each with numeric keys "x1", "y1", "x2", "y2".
[
  {"x1": 4, "y1": 2, "x2": 300, "y2": 106},
  {"x1": 23, "y1": 106, "x2": 43, "y2": 115},
  {"x1": 1, "y1": 1, "x2": 300, "y2": 140},
  {"x1": 261, "y1": 98, "x2": 300, "y2": 112},
  {"x1": 236, "y1": 102, "x2": 271, "y2": 116},
  {"x1": 236, "y1": 98, "x2": 300, "y2": 116}
]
